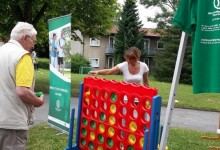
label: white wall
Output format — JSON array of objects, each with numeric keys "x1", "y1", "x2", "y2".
[{"x1": 71, "y1": 30, "x2": 83, "y2": 55}]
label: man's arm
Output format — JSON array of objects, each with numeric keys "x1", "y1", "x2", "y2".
[
  {"x1": 16, "y1": 54, "x2": 44, "y2": 107},
  {"x1": 16, "y1": 86, "x2": 44, "y2": 107}
]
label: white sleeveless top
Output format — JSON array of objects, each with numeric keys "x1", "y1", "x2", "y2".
[{"x1": 117, "y1": 61, "x2": 149, "y2": 85}]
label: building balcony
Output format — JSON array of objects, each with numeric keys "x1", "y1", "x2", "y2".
[
  {"x1": 145, "y1": 48, "x2": 158, "y2": 56},
  {"x1": 105, "y1": 46, "x2": 115, "y2": 55}
]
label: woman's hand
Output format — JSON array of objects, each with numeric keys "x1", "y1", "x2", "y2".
[{"x1": 88, "y1": 71, "x2": 98, "y2": 75}]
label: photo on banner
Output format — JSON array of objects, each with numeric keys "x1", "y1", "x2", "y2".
[{"x1": 48, "y1": 14, "x2": 71, "y2": 133}]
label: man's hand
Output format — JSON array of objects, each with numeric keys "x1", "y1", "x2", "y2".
[{"x1": 16, "y1": 86, "x2": 44, "y2": 107}]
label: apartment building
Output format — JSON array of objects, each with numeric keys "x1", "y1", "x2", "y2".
[{"x1": 71, "y1": 27, "x2": 162, "y2": 70}]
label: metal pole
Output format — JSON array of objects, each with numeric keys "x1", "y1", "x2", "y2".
[
  {"x1": 160, "y1": 32, "x2": 188, "y2": 150},
  {"x1": 67, "y1": 108, "x2": 75, "y2": 150}
]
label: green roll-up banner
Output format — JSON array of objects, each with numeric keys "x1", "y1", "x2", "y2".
[{"x1": 48, "y1": 14, "x2": 71, "y2": 132}]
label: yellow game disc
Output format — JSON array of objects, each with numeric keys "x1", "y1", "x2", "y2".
[
  {"x1": 109, "y1": 115, "x2": 116, "y2": 125},
  {"x1": 108, "y1": 127, "x2": 115, "y2": 137},
  {"x1": 145, "y1": 100, "x2": 151, "y2": 109},
  {"x1": 128, "y1": 134, "x2": 136, "y2": 145},
  {"x1": 129, "y1": 121, "x2": 137, "y2": 132},
  {"x1": 139, "y1": 137, "x2": 144, "y2": 147},
  {"x1": 110, "y1": 104, "x2": 116, "y2": 114},
  {"x1": 99, "y1": 124, "x2": 105, "y2": 133},
  {"x1": 90, "y1": 131, "x2": 95, "y2": 141},
  {"x1": 97, "y1": 146, "x2": 103, "y2": 150}
]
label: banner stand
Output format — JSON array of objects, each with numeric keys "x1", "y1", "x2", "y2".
[
  {"x1": 48, "y1": 14, "x2": 72, "y2": 133},
  {"x1": 160, "y1": 32, "x2": 188, "y2": 150}
]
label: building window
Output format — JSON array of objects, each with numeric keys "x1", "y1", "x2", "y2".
[
  {"x1": 144, "y1": 39, "x2": 150, "y2": 50},
  {"x1": 90, "y1": 38, "x2": 100, "y2": 46},
  {"x1": 157, "y1": 41, "x2": 164, "y2": 49},
  {"x1": 109, "y1": 36, "x2": 115, "y2": 48},
  {"x1": 89, "y1": 58, "x2": 99, "y2": 67},
  {"x1": 108, "y1": 57, "x2": 114, "y2": 68}
]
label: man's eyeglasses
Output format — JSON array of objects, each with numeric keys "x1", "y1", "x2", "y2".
[{"x1": 27, "y1": 35, "x2": 36, "y2": 44}]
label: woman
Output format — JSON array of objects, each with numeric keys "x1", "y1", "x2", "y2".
[{"x1": 88, "y1": 46, "x2": 149, "y2": 86}]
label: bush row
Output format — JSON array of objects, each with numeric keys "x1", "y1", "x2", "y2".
[{"x1": 37, "y1": 58, "x2": 49, "y2": 70}]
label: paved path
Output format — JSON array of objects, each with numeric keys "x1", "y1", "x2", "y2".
[{"x1": 33, "y1": 94, "x2": 219, "y2": 133}]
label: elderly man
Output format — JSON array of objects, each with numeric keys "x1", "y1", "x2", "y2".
[{"x1": 0, "y1": 22, "x2": 44, "y2": 150}]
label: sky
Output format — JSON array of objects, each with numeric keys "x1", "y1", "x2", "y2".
[{"x1": 117, "y1": 0, "x2": 160, "y2": 28}]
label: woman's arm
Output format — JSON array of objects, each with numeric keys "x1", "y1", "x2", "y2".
[
  {"x1": 88, "y1": 66, "x2": 120, "y2": 75},
  {"x1": 143, "y1": 72, "x2": 149, "y2": 86}
]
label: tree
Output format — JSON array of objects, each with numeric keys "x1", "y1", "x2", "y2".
[
  {"x1": 140, "y1": 0, "x2": 178, "y2": 11},
  {"x1": 114, "y1": 0, "x2": 146, "y2": 64},
  {"x1": 152, "y1": 26, "x2": 192, "y2": 84},
  {"x1": 0, "y1": 0, "x2": 118, "y2": 57},
  {"x1": 72, "y1": 0, "x2": 119, "y2": 38},
  {"x1": 139, "y1": 0, "x2": 192, "y2": 84},
  {"x1": 140, "y1": 0, "x2": 179, "y2": 30}
]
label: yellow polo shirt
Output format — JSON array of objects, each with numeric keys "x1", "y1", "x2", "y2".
[{"x1": 16, "y1": 54, "x2": 34, "y2": 88}]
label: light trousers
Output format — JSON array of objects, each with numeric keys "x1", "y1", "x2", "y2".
[{"x1": 0, "y1": 129, "x2": 27, "y2": 150}]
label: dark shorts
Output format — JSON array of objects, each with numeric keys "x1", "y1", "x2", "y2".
[
  {"x1": 0, "y1": 129, "x2": 27, "y2": 150},
  {"x1": 58, "y1": 57, "x2": 64, "y2": 65}
]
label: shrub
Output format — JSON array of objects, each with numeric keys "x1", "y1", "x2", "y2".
[
  {"x1": 37, "y1": 58, "x2": 49, "y2": 70},
  {"x1": 71, "y1": 54, "x2": 90, "y2": 73}
]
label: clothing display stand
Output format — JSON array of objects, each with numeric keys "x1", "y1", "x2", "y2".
[
  {"x1": 201, "y1": 112, "x2": 220, "y2": 140},
  {"x1": 201, "y1": 112, "x2": 220, "y2": 149},
  {"x1": 159, "y1": 32, "x2": 188, "y2": 150}
]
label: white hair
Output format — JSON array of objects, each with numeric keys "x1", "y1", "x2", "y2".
[{"x1": 10, "y1": 22, "x2": 37, "y2": 40}]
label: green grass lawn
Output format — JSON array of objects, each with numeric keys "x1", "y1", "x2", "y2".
[
  {"x1": 30, "y1": 68, "x2": 220, "y2": 149},
  {"x1": 27, "y1": 123, "x2": 220, "y2": 150},
  {"x1": 35, "y1": 68, "x2": 220, "y2": 111}
]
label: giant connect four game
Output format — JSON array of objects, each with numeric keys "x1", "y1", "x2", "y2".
[{"x1": 65, "y1": 77, "x2": 162, "y2": 150}]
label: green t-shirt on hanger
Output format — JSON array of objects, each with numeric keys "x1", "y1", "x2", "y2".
[{"x1": 173, "y1": 0, "x2": 220, "y2": 93}]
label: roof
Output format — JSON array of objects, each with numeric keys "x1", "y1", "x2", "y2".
[
  {"x1": 109, "y1": 25, "x2": 118, "y2": 34},
  {"x1": 108, "y1": 25, "x2": 161, "y2": 37},
  {"x1": 141, "y1": 28, "x2": 161, "y2": 37}
]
